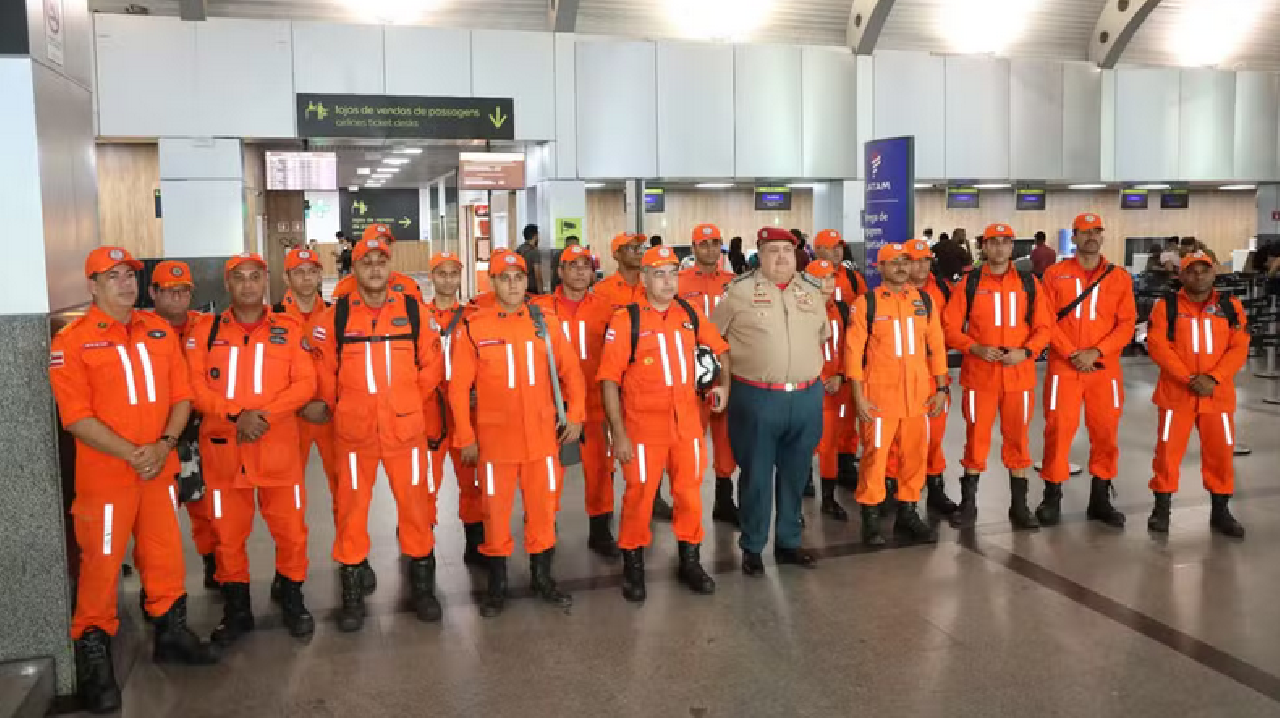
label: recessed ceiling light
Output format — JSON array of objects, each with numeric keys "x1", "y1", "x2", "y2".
[
  {"x1": 395, "y1": 147, "x2": 424, "y2": 154},
  {"x1": 940, "y1": 0, "x2": 1043, "y2": 55},
  {"x1": 383, "y1": 158, "x2": 410, "y2": 165},
  {"x1": 665, "y1": 0, "x2": 772, "y2": 41},
  {"x1": 695, "y1": 183, "x2": 735, "y2": 189},
  {"x1": 914, "y1": 183, "x2": 935, "y2": 189},
  {"x1": 347, "y1": 185, "x2": 359, "y2": 192},
  {"x1": 585, "y1": 182, "x2": 607, "y2": 189},
  {"x1": 1220, "y1": 184, "x2": 1256, "y2": 191},
  {"x1": 1134, "y1": 183, "x2": 1171, "y2": 190},
  {"x1": 1168, "y1": 0, "x2": 1268, "y2": 67},
  {"x1": 378, "y1": 167, "x2": 401, "y2": 173},
  {"x1": 974, "y1": 183, "x2": 1011, "y2": 189},
  {"x1": 356, "y1": 168, "x2": 372, "y2": 175},
  {"x1": 1068, "y1": 183, "x2": 1107, "y2": 190},
  {"x1": 787, "y1": 183, "x2": 819, "y2": 189},
  {"x1": 353, "y1": 0, "x2": 440, "y2": 24},
  {"x1": 372, "y1": 173, "x2": 392, "y2": 179}
]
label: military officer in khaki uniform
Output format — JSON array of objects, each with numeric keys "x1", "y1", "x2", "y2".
[{"x1": 712, "y1": 227, "x2": 830, "y2": 576}]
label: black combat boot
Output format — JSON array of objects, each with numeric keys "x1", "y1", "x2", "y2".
[
  {"x1": 861, "y1": 505, "x2": 887, "y2": 548},
  {"x1": 1035, "y1": 480, "x2": 1064, "y2": 526},
  {"x1": 153, "y1": 596, "x2": 218, "y2": 665},
  {"x1": 1209, "y1": 494, "x2": 1245, "y2": 538},
  {"x1": 1008, "y1": 474, "x2": 1040, "y2": 531},
  {"x1": 652, "y1": 492, "x2": 674, "y2": 521},
  {"x1": 277, "y1": 576, "x2": 315, "y2": 638},
  {"x1": 337, "y1": 564, "x2": 366, "y2": 632},
  {"x1": 880, "y1": 478, "x2": 900, "y2": 517},
  {"x1": 676, "y1": 542, "x2": 716, "y2": 594},
  {"x1": 1086, "y1": 477, "x2": 1126, "y2": 528},
  {"x1": 588, "y1": 513, "x2": 621, "y2": 559},
  {"x1": 408, "y1": 554, "x2": 443, "y2": 623},
  {"x1": 479, "y1": 556, "x2": 508, "y2": 618},
  {"x1": 837, "y1": 453, "x2": 859, "y2": 491},
  {"x1": 894, "y1": 502, "x2": 938, "y2": 544},
  {"x1": 210, "y1": 582, "x2": 254, "y2": 646},
  {"x1": 621, "y1": 548, "x2": 646, "y2": 602},
  {"x1": 202, "y1": 553, "x2": 219, "y2": 591},
  {"x1": 712, "y1": 477, "x2": 740, "y2": 526},
  {"x1": 820, "y1": 478, "x2": 849, "y2": 521},
  {"x1": 357, "y1": 558, "x2": 377, "y2": 595},
  {"x1": 75, "y1": 628, "x2": 122, "y2": 714},
  {"x1": 270, "y1": 572, "x2": 285, "y2": 604},
  {"x1": 951, "y1": 474, "x2": 980, "y2": 528},
  {"x1": 1147, "y1": 492, "x2": 1172, "y2": 533},
  {"x1": 463, "y1": 522, "x2": 486, "y2": 566},
  {"x1": 741, "y1": 551, "x2": 765, "y2": 576},
  {"x1": 530, "y1": 550, "x2": 572, "y2": 608},
  {"x1": 926, "y1": 474, "x2": 959, "y2": 517},
  {"x1": 773, "y1": 546, "x2": 817, "y2": 568}
]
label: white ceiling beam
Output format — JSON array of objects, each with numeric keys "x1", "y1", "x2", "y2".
[
  {"x1": 847, "y1": 0, "x2": 897, "y2": 54},
  {"x1": 1089, "y1": 0, "x2": 1163, "y2": 68},
  {"x1": 550, "y1": 0, "x2": 580, "y2": 32}
]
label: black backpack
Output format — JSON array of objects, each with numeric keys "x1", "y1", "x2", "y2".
[
  {"x1": 960, "y1": 268, "x2": 1037, "y2": 331},
  {"x1": 862, "y1": 289, "x2": 934, "y2": 367},
  {"x1": 626, "y1": 297, "x2": 700, "y2": 365},
  {"x1": 331, "y1": 295, "x2": 421, "y2": 367},
  {"x1": 1163, "y1": 292, "x2": 1239, "y2": 341}
]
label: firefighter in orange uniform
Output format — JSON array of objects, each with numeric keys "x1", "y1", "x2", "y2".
[
  {"x1": 600, "y1": 246, "x2": 728, "y2": 601},
  {"x1": 186, "y1": 254, "x2": 318, "y2": 643},
  {"x1": 331, "y1": 223, "x2": 424, "y2": 301},
  {"x1": 678, "y1": 223, "x2": 741, "y2": 525},
  {"x1": 531, "y1": 245, "x2": 620, "y2": 558},
  {"x1": 308, "y1": 236, "x2": 446, "y2": 631},
  {"x1": 1146, "y1": 252, "x2": 1249, "y2": 537},
  {"x1": 845, "y1": 242, "x2": 950, "y2": 547},
  {"x1": 148, "y1": 260, "x2": 219, "y2": 590},
  {"x1": 804, "y1": 260, "x2": 851, "y2": 521},
  {"x1": 942, "y1": 226, "x2": 1051, "y2": 530},
  {"x1": 423, "y1": 251, "x2": 486, "y2": 564},
  {"x1": 812, "y1": 229, "x2": 866, "y2": 490},
  {"x1": 450, "y1": 251, "x2": 586, "y2": 617},
  {"x1": 1037, "y1": 213, "x2": 1136, "y2": 528},
  {"x1": 50, "y1": 247, "x2": 217, "y2": 714}
]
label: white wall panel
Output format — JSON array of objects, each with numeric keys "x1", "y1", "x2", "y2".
[
  {"x1": 1234, "y1": 72, "x2": 1280, "y2": 182},
  {"x1": 1178, "y1": 69, "x2": 1236, "y2": 181},
  {"x1": 1063, "y1": 62, "x2": 1103, "y2": 181},
  {"x1": 194, "y1": 19, "x2": 294, "y2": 137},
  {"x1": 657, "y1": 42, "x2": 734, "y2": 178},
  {"x1": 161, "y1": 179, "x2": 246, "y2": 258},
  {"x1": 945, "y1": 57, "x2": 1010, "y2": 179},
  {"x1": 384, "y1": 27, "x2": 472, "y2": 97},
  {"x1": 292, "y1": 22, "x2": 384, "y2": 95},
  {"x1": 802, "y1": 46, "x2": 858, "y2": 179},
  {"x1": 553, "y1": 34, "x2": 577, "y2": 179},
  {"x1": 1010, "y1": 59, "x2": 1063, "y2": 180},
  {"x1": 0, "y1": 60, "x2": 50, "y2": 315},
  {"x1": 472, "y1": 31, "x2": 555, "y2": 141},
  {"x1": 94, "y1": 15, "x2": 196, "y2": 137},
  {"x1": 576, "y1": 41, "x2": 657, "y2": 178},
  {"x1": 1114, "y1": 67, "x2": 1180, "y2": 181},
  {"x1": 873, "y1": 50, "x2": 945, "y2": 179},
  {"x1": 158, "y1": 138, "x2": 243, "y2": 180},
  {"x1": 734, "y1": 44, "x2": 802, "y2": 179}
]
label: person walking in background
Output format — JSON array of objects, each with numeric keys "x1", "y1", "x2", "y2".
[
  {"x1": 517, "y1": 224, "x2": 543, "y2": 295},
  {"x1": 932, "y1": 229, "x2": 973, "y2": 284},
  {"x1": 1030, "y1": 231, "x2": 1057, "y2": 276},
  {"x1": 791, "y1": 229, "x2": 812, "y2": 272},
  {"x1": 728, "y1": 236, "x2": 749, "y2": 275}
]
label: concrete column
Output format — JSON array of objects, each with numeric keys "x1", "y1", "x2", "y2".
[
  {"x1": 535, "y1": 179, "x2": 587, "y2": 250},
  {"x1": 813, "y1": 181, "x2": 867, "y2": 266},
  {"x1": 0, "y1": 0, "x2": 97, "y2": 696}
]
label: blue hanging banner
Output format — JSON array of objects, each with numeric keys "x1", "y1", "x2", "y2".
[{"x1": 863, "y1": 136, "x2": 916, "y2": 288}]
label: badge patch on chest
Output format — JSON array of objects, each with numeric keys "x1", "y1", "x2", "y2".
[
  {"x1": 148, "y1": 330, "x2": 167, "y2": 339},
  {"x1": 915, "y1": 309, "x2": 927, "y2": 316},
  {"x1": 270, "y1": 326, "x2": 288, "y2": 336},
  {"x1": 82, "y1": 341, "x2": 111, "y2": 350},
  {"x1": 392, "y1": 317, "x2": 410, "y2": 327},
  {"x1": 210, "y1": 368, "x2": 220, "y2": 379},
  {"x1": 752, "y1": 290, "x2": 772, "y2": 307},
  {"x1": 270, "y1": 336, "x2": 288, "y2": 345},
  {"x1": 796, "y1": 293, "x2": 815, "y2": 310},
  {"x1": 476, "y1": 338, "x2": 503, "y2": 348},
  {"x1": 643, "y1": 357, "x2": 655, "y2": 365}
]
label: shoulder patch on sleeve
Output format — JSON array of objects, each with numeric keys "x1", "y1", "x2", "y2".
[{"x1": 49, "y1": 350, "x2": 65, "y2": 369}]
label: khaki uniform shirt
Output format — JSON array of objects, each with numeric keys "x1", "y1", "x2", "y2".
[{"x1": 712, "y1": 270, "x2": 830, "y2": 385}]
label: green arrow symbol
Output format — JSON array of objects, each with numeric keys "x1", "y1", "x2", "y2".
[
  {"x1": 489, "y1": 106, "x2": 508, "y2": 129},
  {"x1": 399, "y1": 217, "x2": 412, "y2": 228}
]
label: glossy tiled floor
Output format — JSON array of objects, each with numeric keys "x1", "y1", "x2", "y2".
[{"x1": 86, "y1": 360, "x2": 1280, "y2": 717}]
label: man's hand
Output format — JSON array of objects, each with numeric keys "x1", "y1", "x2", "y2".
[
  {"x1": 1001, "y1": 348, "x2": 1031, "y2": 365},
  {"x1": 131, "y1": 442, "x2": 169, "y2": 480},
  {"x1": 823, "y1": 376, "x2": 844, "y2": 395},
  {"x1": 1070, "y1": 348, "x2": 1102, "y2": 372},
  {"x1": 855, "y1": 394, "x2": 880, "y2": 424},
  {"x1": 925, "y1": 390, "x2": 947, "y2": 418},
  {"x1": 459, "y1": 443, "x2": 479, "y2": 466},
  {"x1": 611, "y1": 430, "x2": 635, "y2": 464},
  {"x1": 970, "y1": 344, "x2": 1004, "y2": 363},
  {"x1": 1189, "y1": 375, "x2": 1218, "y2": 397},
  {"x1": 299, "y1": 401, "x2": 331, "y2": 425},
  {"x1": 557, "y1": 422, "x2": 583, "y2": 446},
  {"x1": 236, "y1": 410, "x2": 270, "y2": 444},
  {"x1": 709, "y1": 385, "x2": 729, "y2": 413}
]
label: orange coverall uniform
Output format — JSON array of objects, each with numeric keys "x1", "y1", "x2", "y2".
[
  {"x1": 598, "y1": 298, "x2": 729, "y2": 549},
  {"x1": 51, "y1": 306, "x2": 193, "y2": 638},
  {"x1": 423, "y1": 299, "x2": 483, "y2": 527},
  {"x1": 1147, "y1": 291, "x2": 1250, "y2": 495},
  {"x1": 887, "y1": 274, "x2": 949, "y2": 477},
  {"x1": 595, "y1": 272, "x2": 647, "y2": 310},
  {"x1": 185, "y1": 310, "x2": 317, "y2": 584},
  {"x1": 815, "y1": 300, "x2": 853, "y2": 479},
  {"x1": 943, "y1": 268, "x2": 1052, "y2": 472},
  {"x1": 1040, "y1": 258, "x2": 1137, "y2": 482},
  {"x1": 158, "y1": 310, "x2": 216, "y2": 557},
  {"x1": 310, "y1": 293, "x2": 445, "y2": 565},
  {"x1": 678, "y1": 266, "x2": 738, "y2": 479},
  {"x1": 333, "y1": 271, "x2": 423, "y2": 302},
  {"x1": 530, "y1": 288, "x2": 616, "y2": 517},
  {"x1": 448, "y1": 305, "x2": 587, "y2": 557},
  {"x1": 274, "y1": 292, "x2": 340, "y2": 514},
  {"x1": 845, "y1": 286, "x2": 949, "y2": 506},
  {"x1": 834, "y1": 266, "x2": 868, "y2": 455}
]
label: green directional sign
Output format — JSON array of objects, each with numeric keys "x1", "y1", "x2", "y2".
[{"x1": 297, "y1": 94, "x2": 515, "y2": 140}]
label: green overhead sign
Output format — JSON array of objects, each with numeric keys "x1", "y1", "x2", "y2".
[{"x1": 297, "y1": 93, "x2": 515, "y2": 140}]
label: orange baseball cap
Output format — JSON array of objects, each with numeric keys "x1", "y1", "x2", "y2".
[
  {"x1": 490, "y1": 251, "x2": 527, "y2": 276},
  {"x1": 284, "y1": 248, "x2": 322, "y2": 272},
  {"x1": 691, "y1": 224, "x2": 722, "y2": 244},
  {"x1": 611, "y1": 231, "x2": 645, "y2": 254},
  {"x1": 85, "y1": 246, "x2": 143, "y2": 278},
  {"x1": 559, "y1": 245, "x2": 593, "y2": 266},
  {"x1": 352, "y1": 237, "x2": 392, "y2": 263},
  {"x1": 225, "y1": 252, "x2": 267, "y2": 274},
  {"x1": 642, "y1": 246, "x2": 680, "y2": 269},
  {"x1": 904, "y1": 239, "x2": 933, "y2": 260},
  {"x1": 429, "y1": 252, "x2": 462, "y2": 272},
  {"x1": 757, "y1": 227, "x2": 797, "y2": 246},
  {"x1": 1181, "y1": 251, "x2": 1214, "y2": 271},
  {"x1": 1073, "y1": 213, "x2": 1104, "y2": 232},
  {"x1": 806, "y1": 259, "x2": 837, "y2": 279},
  {"x1": 362, "y1": 223, "x2": 396, "y2": 243},
  {"x1": 814, "y1": 230, "x2": 844, "y2": 249},
  {"x1": 983, "y1": 223, "x2": 1016, "y2": 240},
  {"x1": 876, "y1": 243, "x2": 910, "y2": 265},
  {"x1": 152, "y1": 260, "x2": 193, "y2": 287}
]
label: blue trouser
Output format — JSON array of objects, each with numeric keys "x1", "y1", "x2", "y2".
[{"x1": 727, "y1": 379, "x2": 824, "y2": 554}]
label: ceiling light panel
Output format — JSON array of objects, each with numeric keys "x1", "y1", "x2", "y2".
[
  {"x1": 663, "y1": 0, "x2": 773, "y2": 41},
  {"x1": 1166, "y1": 0, "x2": 1270, "y2": 67},
  {"x1": 938, "y1": 0, "x2": 1045, "y2": 55}
]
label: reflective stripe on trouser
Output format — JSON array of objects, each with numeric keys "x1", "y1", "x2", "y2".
[
  {"x1": 1041, "y1": 369, "x2": 1123, "y2": 483},
  {"x1": 211, "y1": 484, "x2": 309, "y2": 583},
  {"x1": 726, "y1": 379, "x2": 824, "y2": 554},
  {"x1": 961, "y1": 387, "x2": 1035, "y2": 472},
  {"x1": 427, "y1": 444, "x2": 484, "y2": 525},
  {"x1": 859, "y1": 415, "x2": 929, "y2": 506},
  {"x1": 70, "y1": 477, "x2": 185, "y2": 639},
  {"x1": 618, "y1": 437, "x2": 705, "y2": 550},
  {"x1": 580, "y1": 420, "x2": 616, "y2": 517},
  {"x1": 887, "y1": 405, "x2": 948, "y2": 478},
  {"x1": 185, "y1": 494, "x2": 217, "y2": 556},
  {"x1": 479, "y1": 457, "x2": 561, "y2": 557},
  {"x1": 334, "y1": 447, "x2": 436, "y2": 564},
  {"x1": 815, "y1": 406, "x2": 843, "y2": 479},
  {"x1": 1151, "y1": 410, "x2": 1236, "y2": 495},
  {"x1": 299, "y1": 421, "x2": 339, "y2": 522}
]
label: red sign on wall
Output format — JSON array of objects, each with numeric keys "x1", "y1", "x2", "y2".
[{"x1": 1272, "y1": 210, "x2": 1280, "y2": 222}]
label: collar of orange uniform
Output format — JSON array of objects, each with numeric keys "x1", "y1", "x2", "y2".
[
  {"x1": 218, "y1": 305, "x2": 274, "y2": 328},
  {"x1": 1067, "y1": 254, "x2": 1111, "y2": 277},
  {"x1": 980, "y1": 263, "x2": 1019, "y2": 282},
  {"x1": 877, "y1": 283, "x2": 914, "y2": 299},
  {"x1": 1179, "y1": 287, "x2": 1219, "y2": 308},
  {"x1": 691, "y1": 265, "x2": 723, "y2": 277},
  {"x1": 86, "y1": 304, "x2": 137, "y2": 332}
]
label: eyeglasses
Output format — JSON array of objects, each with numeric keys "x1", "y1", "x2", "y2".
[{"x1": 618, "y1": 244, "x2": 646, "y2": 253}]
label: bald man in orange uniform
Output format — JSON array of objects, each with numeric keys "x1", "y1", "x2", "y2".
[{"x1": 812, "y1": 229, "x2": 867, "y2": 491}]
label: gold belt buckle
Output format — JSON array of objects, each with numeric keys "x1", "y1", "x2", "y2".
[{"x1": 784, "y1": 382, "x2": 795, "y2": 392}]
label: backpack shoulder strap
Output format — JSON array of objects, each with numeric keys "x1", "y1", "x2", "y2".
[
  {"x1": 271, "y1": 302, "x2": 286, "y2": 313},
  {"x1": 674, "y1": 296, "x2": 699, "y2": 337},
  {"x1": 937, "y1": 279, "x2": 952, "y2": 302},
  {"x1": 1164, "y1": 292, "x2": 1179, "y2": 342},
  {"x1": 333, "y1": 296, "x2": 351, "y2": 361},
  {"x1": 1056, "y1": 264, "x2": 1117, "y2": 320},
  {"x1": 1018, "y1": 270, "x2": 1037, "y2": 326},
  {"x1": 405, "y1": 298, "x2": 421, "y2": 367},
  {"x1": 626, "y1": 304, "x2": 641, "y2": 365},
  {"x1": 1219, "y1": 293, "x2": 1240, "y2": 329},
  {"x1": 206, "y1": 315, "x2": 222, "y2": 352},
  {"x1": 835, "y1": 299, "x2": 851, "y2": 330},
  {"x1": 442, "y1": 306, "x2": 466, "y2": 337},
  {"x1": 527, "y1": 301, "x2": 547, "y2": 338},
  {"x1": 863, "y1": 292, "x2": 877, "y2": 367},
  {"x1": 963, "y1": 270, "x2": 981, "y2": 327},
  {"x1": 920, "y1": 287, "x2": 933, "y2": 319}
]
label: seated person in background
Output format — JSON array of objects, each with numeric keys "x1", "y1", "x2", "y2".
[{"x1": 1159, "y1": 237, "x2": 1182, "y2": 272}]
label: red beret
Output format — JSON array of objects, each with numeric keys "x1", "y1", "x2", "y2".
[{"x1": 757, "y1": 227, "x2": 797, "y2": 246}]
